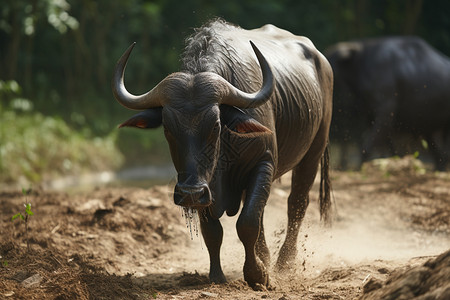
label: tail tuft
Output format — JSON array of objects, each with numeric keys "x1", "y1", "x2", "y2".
[{"x1": 319, "y1": 144, "x2": 332, "y2": 226}]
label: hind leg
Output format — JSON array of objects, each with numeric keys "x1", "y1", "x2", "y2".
[{"x1": 275, "y1": 150, "x2": 323, "y2": 271}]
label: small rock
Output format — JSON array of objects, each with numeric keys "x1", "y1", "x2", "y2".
[
  {"x1": 77, "y1": 199, "x2": 106, "y2": 212},
  {"x1": 3, "y1": 291, "x2": 14, "y2": 297},
  {"x1": 21, "y1": 273, "x2": 43, "y2": 288},
  {"x1": 201, "y1": 291, "x2": 218, "y2": 297}
]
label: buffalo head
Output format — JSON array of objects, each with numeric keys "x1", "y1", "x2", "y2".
[{"x1": 112, "y1": 42, "x2": 274, "y2": 209}]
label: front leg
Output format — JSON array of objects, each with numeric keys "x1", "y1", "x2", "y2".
[
  {"x1": 236, "y1": 162, "x2": 274, "y2": 289},
  {"x1": 200, "y1": 210, "x2": 226, "y2": 283}
]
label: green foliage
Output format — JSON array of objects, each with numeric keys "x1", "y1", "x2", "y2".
[
  {"x1": 0, "y1": 0, "x2": 78, "y2": 35},
  {"x1": 24, "y1": 203, "x2": 34, "y2": 217},
  {"x1": 11, "y1": 213, "x2": 25, "y2": 221},
  {"x1": 0, "y1": 80, "x2": 21, "y2": 96},
  {"x1": 11, "y1": 203, "x2": 33, "y2": 222},
  {"x1": 45, "y1": 0, "x2": 79, "y2": 33},
  {"x1": 11, "y1": 189, "x2": 35, "y2": 252},
  {"x1": 0, "y1": 108, "x2": 124, "y2": 183},
  {"x1": 0, "y1": 82, "x2": 124, "y2": 183},
  {"x1": 421, "y1": 139, "x2": 429, "y2": 150}
]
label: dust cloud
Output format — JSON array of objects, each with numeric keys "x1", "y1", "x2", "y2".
[
  {"x1": 175, "y1": 172, "x2": 449, "y2": 280},
  {"x1": 267, "y1": 176, "x2": 450, "y2": 276}
]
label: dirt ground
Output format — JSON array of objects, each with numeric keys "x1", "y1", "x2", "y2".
[{"x1": 1, "y1": 156, "x2": 449, "y2": 299}]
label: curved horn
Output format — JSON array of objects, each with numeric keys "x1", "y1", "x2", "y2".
[
  {"x1": 112, "y1": 43, "x2": 166, "y2": 110},
  {"x1": 219, "y1": 41, "x2": 274, "y2": 108}
]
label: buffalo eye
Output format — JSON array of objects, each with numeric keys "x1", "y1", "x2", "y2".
[{"x1": 213, "y1": 121, "x2": 220, "y2": 133}]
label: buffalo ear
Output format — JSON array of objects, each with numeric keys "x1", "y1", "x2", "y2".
[
  {"x1": 220, "y1": 105, "x2": 271, "y2": 134},
  {"x1": 234, "y1": 118, "x2": 270, "y2": 134},
  {"x1": 118, "y1": 108, "x2": 162, "y2": 129}
]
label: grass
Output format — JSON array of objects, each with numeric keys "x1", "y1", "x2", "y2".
[{"x1": 11, "y1": 188, "x2": 35, "y2": 252}]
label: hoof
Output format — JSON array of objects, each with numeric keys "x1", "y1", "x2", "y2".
[
  {"x1": 244, "y1": 258, "x2": 269, "y2": 289},
  {"x1": 275, "y1": 257, "x2": 298, "y2": 274},
  {"x1": 209, "y1": 272, "x2": 227, "y2": 284},
  {"x1": 275, "y1": 245, "x2": 297, "y2": 273}
]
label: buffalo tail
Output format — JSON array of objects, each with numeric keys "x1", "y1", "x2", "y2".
[{"x1": 319, "y1": 144, "x2": 332, "y2": 226}]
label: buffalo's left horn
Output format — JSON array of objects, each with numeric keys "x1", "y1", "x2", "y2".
[
  {"x1": 112, "y1": 42, "x2": 167, "y2": 110},
  {"x1": 219, "y1": 41, "x2": 275, "y2": 108}
]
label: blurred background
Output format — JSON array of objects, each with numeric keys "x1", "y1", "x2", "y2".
[{"x1": 1, "y1": 0, "x2": 449, "y2": 186}]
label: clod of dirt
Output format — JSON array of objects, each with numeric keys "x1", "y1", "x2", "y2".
[
  {"x1": 92, "y1": 208, "x2": 114, "y2": 222},
  {"x1": 363, "y1": 278, "x2": 383, "y2": 294},
  {"x1": 361, "y1": 249, "x2": 450, "y2": 299},
  {"x1": 113, "y1": 196, "x2": 129, "y2": 207},
  {"x1": 0, "y1": 242, "x2": 15, "y2": 256},
  {"x1": 177, "y1": 271, "x2": 209, "y2": 286}
]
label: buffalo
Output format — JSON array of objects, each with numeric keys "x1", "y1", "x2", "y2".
[
  {"x1": 112, "y1": 19, "x2": 333, "y2": 288},
  {"x1": 326, "y1": 36, "x2": 450, "y2": 170}
]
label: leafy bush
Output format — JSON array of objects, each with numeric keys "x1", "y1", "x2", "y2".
[{"x1": 0, "y1": 105, "x2": 123, "y2": 184}]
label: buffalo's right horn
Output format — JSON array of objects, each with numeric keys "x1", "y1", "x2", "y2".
[
  {"x1": 219, "y1": 41, "x2": 275, "y2": 108},
  {"x1": 112, "y1": 43, "x2": 167, "y2": 110}
]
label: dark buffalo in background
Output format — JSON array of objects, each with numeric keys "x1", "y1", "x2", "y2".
[
  {"x1": 112, "y1": 19, "x2": 333, "y2": 288},
  {"x1": 326, "y1": 36, "x2": 450, "y2": 171}
]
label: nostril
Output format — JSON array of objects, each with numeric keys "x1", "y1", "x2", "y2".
[
  {"x1": 183, "y1": 187, "x2": 206, "y2": 199},
  {"x1": 176, "y1": 186, "x2": 203, "y2": 196},
  {"x1": 174, "y1": 184, "x2": 211, "y2": 207}
]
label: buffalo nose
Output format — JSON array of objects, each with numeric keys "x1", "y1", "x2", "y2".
[{"x1": 174, "y1": 183, "x2": 211, "y2": 207}]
